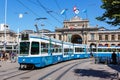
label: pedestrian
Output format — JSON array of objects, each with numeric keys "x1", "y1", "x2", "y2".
[
  {"x1": 90, "y1": 52, "x2": 93, "y2": 57},
  {"x1": 2, "y1": 51, "x2": 6, "y2": 61},
  {"x1": 0, "y1": 52, "x2": 1, "y2": 61},
  {"x1": 111, "y1": 51, "x2": 117, "y2": 64}
]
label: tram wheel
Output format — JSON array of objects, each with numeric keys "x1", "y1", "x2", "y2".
[{"x1": 27, "y1": 65, "x2": 35, "y2": 70}]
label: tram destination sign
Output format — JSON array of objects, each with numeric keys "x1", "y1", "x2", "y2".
[{"x1": 21, "y1": 34, "x2": 29, "y2": 40}]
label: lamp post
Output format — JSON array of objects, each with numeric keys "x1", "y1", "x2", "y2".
[{"x1": 18, "y1": 13, "x2": 23, "y2": 42}]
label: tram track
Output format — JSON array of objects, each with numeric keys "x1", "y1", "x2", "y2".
[
  {"x1": 38, "y1": 59, "x2": 92, "y2": 80},
  {"x1": 0, "y1": 70, "x2": 19, "y2": 77},
  {"x1": 2, "y1": 70, "x2": 33, "y2": 80},
  {"x1": 1, "y1": 59, "x2": 93, "y2": 80},
  {"x1": 2, "y1": 59, "x2": 80, "y2": 80},
  {"x1": 55, "y1": 60, "x2": 90, "y2": 80}
]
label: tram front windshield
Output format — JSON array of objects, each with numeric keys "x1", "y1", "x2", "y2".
[{"x1": 20, "y1": 42, "x2": 30, "y2": 55}]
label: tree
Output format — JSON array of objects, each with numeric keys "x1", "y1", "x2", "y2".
[{"x1": 96, "y1": 0, "x2": 120, "y2": 26}]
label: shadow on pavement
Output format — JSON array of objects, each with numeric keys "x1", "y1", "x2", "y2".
[
  {"x1": 107, "y1": 64, "x2": 120, "y2": 72},
  {"x1": 74, "y1": 68, "x2": 116, "y2": 79}
]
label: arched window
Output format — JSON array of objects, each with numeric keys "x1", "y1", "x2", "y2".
[
  {"x1": 117, "y1": 44, "x2": 120, "y2": 47},
  {"x1": 104, "y1": 44, "x2": 108, "y2": 47}
]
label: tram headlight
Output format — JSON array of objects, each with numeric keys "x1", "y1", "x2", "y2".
[{"x1": 22, "y1": 59, "x2": 25, "y2": 62}]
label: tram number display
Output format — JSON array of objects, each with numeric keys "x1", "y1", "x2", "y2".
[{"x1": 21, "y1": 34, "x2": 29, "y2": 40}]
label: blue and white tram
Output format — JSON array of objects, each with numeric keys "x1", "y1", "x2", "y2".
[
  {"x1": 91, "y1": 46, "x2": 120, "y2": 63},
  {"x1": 18, "y1": 34, "x2": 89, "y2": 69},
  {"x1": 92, "y1": 46, "x2": 120, "y2": 57}
]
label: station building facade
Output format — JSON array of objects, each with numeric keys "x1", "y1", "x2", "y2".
[{"x1": 44, "y1": 16, "x2": 120, "y2": 47}]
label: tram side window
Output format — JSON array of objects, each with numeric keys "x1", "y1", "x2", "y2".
[
  {"x1": 75, "y1": 48, "x2": 83, "y2": 52},
  {"x1": 92, "y1": 48, "x2": 96, "y2": 52},
  {"x1": 98, "y1": 48, "x2": 102, "y2": 52},
  {"x1": 117, "y1": 49, "x2": 120, "y2": 52},
  {"x1": 53, "y1": 44, "x2": 62, "y2": 53},
  {"x1": 31, "y1": 42, "x2": 39, "y2": 55},
  {"x1": 64, "y1": 48, "x2": 73, "y2": 55},
  {"x1": 41, "y1": 42, "x2": 48, "y2": 54},
  {"x1": 64, "y1": 48, "x2": 69, "y2": 55},
  {"x1": 108, "y1": 49, "x2": 111, "y2": 52},
  {"x1": 102, "y1": 48, "x2": 107, "y2": 52}
]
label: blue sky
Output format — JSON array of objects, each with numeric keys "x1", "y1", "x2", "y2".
[{"x1": 0, "y1": 0, "x2": 119, "y2": 32}]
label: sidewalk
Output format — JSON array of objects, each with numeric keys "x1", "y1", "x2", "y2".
[
  {"x1": 73, "y1": 60, "x2": 120, "y2": 80},
  {"x1": 0, "y1": 61, "x2": 19, "y2": 71}
]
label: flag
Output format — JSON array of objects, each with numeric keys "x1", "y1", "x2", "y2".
[
  {"x1": 73, "y1": 6, "x2": 79, "y2": 14},
  {"x1": 73, "y1": 6, "x2": 77, "y2": 11},
  {"x1": 60, "y1": 9, "x2": 68, "y2": 15},
  {"x1": 74, "y1": 9, "x2": 79, "y2": 14}
]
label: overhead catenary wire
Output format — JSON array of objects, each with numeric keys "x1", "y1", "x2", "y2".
[
  {"x1": 17, "y1": 0, "x2": 55, "y2": 28},
  {"x1": 37, "y1": 0, "x2": 62, "y2": 24},
  {"x1": 17, "y1": 0, "x2": 40, "y2": 17},
  {"x1": 28, "y1": 0, "x2": 58, "y2": 27},
  {"x1": 29, "y1": 0, "x2": 62, "y2": 24},
  {"x1": 53, "y1": 0, "x2": 68, "y2": 20},
  {"x1": 54, "y1": 0, "x2": 61, "y2": 10}
]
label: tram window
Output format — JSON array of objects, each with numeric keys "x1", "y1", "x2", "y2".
[
  {"x1": 31, "y1": 42, "x2": 39, "y2": 55},
  {"x1": 64, "y1": 48, "x2": 73, "y2": 55},
  {"x1": 69, "y1": 49, "x2": 73, "y2": 54},
  {"x1": 102, "y1": 48, "x2": 107, "y2": 52},
  {"x1": 108, "y1": 49, "x2": 111, "y2": 52},
  {"x1": 59, "y1": 48, "x2": 62, "y2": 53},
  {"x1": 117, "y1": 49, "x2": 120, "y2": 52},
  {"x1": 20, "y1": 42, "x2": 30, "y2": 55},
  {"x1": 41, "y1": 42, "x2": 48, "y2": 54},
  {"x1": 55, "y1": 48, "x2": 62, "y2": 53},
  {"x1": 64, "y1": 49, "x2": 69, "y2": 52},
  {"x1": 92, "y1": 48, "x2": 96, "y2": 52},
  {"x1": 75, "y1": 48, "x2": 83, "y2": 52},
  {"x1": 52, "y1": 44, "x2": 62, "y2": 53},
  {"x1": 98, "y1": 48, "x2": 102, "y2": 52}
]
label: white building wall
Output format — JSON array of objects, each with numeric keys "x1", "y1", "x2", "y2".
[{"x1": 0, "y1": 24, "x2": 9, "y2": 31}]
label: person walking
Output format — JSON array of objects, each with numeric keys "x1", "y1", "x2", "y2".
[{"x1": 111, "y1": 51, "x2": 117, "y2": 64}]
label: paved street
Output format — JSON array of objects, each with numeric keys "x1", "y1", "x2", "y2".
[{"x1": 0, "y1": 58, "x2": 120, "y2": 80}]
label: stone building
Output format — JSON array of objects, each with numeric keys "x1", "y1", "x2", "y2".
[
  {"x1": 45, "y1": 16, "x2": 120, "y2": 47},
  {"x1": 0, "y1": 24, "x2": 18, "y2": 52}
]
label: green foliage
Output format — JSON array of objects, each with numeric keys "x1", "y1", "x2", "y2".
[{"x1": 96, "y1": 0, "x2": 120, "y2": 26}]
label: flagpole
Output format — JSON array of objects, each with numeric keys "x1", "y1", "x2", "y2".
[
  {"x1": 4, "y1": 0, "x2": 7, "y2": 51},
  {"x1": 86, "y1": 11, "x2": 88, "y2": 19}
]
